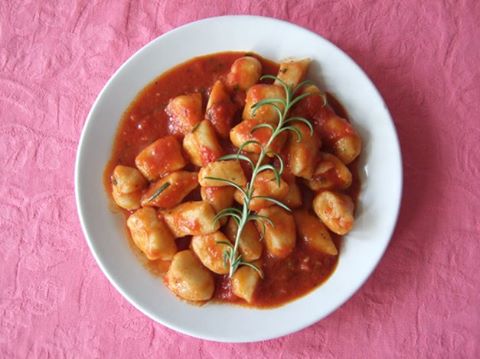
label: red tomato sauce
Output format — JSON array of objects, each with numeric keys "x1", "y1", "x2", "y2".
[{"x1": 104, "y1": 51, "x2": 360, "y2": 308}]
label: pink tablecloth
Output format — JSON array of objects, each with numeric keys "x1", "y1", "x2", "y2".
[{"x1": 1, "y1": 1, "x2": 479, "y2": 357}]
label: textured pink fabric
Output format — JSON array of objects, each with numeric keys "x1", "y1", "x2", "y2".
[{"x1": 1, "y1": 1, "x2": 479, "y2": 357}]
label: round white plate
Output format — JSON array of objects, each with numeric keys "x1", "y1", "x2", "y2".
[{"x1": 75, "y1": 15, "x2": 402, "y2": 342}]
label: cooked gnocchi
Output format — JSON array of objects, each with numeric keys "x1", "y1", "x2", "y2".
[
  {"x1": 166, "y1": 93, "x2": 203, "y2": 135},
  {"x1": 230, "y1": 118, "x2": 288, "y2": 156},
  {"x1": 183, "y1": 120, "x2": 223, "y2": 166},
  {"x1": 167, "y1": 250, "x2": 215, "y2": 301},
  {"x1": 294, "y1": 210, "x2": 337, "y2": 255},
  {"x1": 233, "y1": 170, "x2": 289, "y2": 211},
  {"x1": 313, "y1": 190, "x2": 355, "y2": 235},
  {"x1": 191, "y1": 232, "x2": 230, "y2": 274},
  {"x1": 224, "y1": 218, "x2": 262, "y2": 261},
  {"x1": 274, "y1": 58, "x2": 311, "y2": 87},
  {"x1": 242, "y1": 84, "x2": 285, "y2": 122},
  {"x1": 112, "y1": 165, "x2": 147, "y2": 194},
  {"x1": 226, "y1": 56, "x2": 262, "y2": 91},
  {"x1": 106, "y1": 52, "x2": 363, "y2": 307},
  {"x1": 111, "y1": 185, "x2": 143, "y2": 211},
  {"x1": 127, "y1": 207, "x2": 177, "y2": 260},
  {"x1": 198, "y1": 160, "x2": 247, "y2": 187},
  {"x1": 232, "y1": 264, "x2": 262, "y2": 303},
  {"x1": 162, "y1": 201, "x2": 220, "y2": 237},
  {"x1": 257, "y1": 206, "x2": 296, "y2": 259},
  {"x1": 205, "y1": 80, "x2": 237, "y2": 138},
  {"x1": 200, "y1": 186, "x2": 235, "y2": 214},
  {"x1": 286, "y1": 122, "x2": 321, "y2": 179},
  {"x1": 306, "y1": 152, "x2": 352, "y2": 191},
  {"x1": 141, "y1": 171, "x2": 198, "y2": 208},
  {"x1": 135, "y1": 136, "x2": 186, "y2": 181}
]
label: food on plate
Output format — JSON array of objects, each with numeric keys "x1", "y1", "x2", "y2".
[
  {"x1": 294, "y1": 210, "x2": 337, "y2": 255},
  {"x1": 127, "y1": 207, "x2": 177, "y2": 260},
  {"x1": 306, "y1": 152, "x2": 352, "y2": 191},
  {"x1": 183, "y1": 120, "x2": 224, "y2": 166},
  {"x1": 313, "y1": 190, "x2": 355, "y2": 235},
  {"x1": 162, "y1": 201, "x2": 220, "y2": 237},
  {"x1": 135, "y1": 136, "x2": 186, "y2": 181},
  {"x1": 105, "y1": 52, "x2": 362, "y2": 307},
  {"x1": 257, "y1": 206, "x2": 296, "y2": 259},
  {"x1": 166, "y1": 250, "x2": 215, "y2": 301}
]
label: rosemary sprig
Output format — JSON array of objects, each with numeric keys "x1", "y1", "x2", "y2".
[{"x1": 206, "y1": 75, "x2": 313, "y2": 278}]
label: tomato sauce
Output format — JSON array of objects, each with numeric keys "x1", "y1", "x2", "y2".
[{"x1": 104, "y1": 51, "x2": 360, "y2": 308}]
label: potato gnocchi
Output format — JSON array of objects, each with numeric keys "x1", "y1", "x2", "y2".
[{"x1": 105, "y1": 52, "x2": 362, "y2": 307}]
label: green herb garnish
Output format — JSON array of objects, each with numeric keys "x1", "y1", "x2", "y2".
[
  {"x1": 206, "y1": 75, "x2": 314, "y2": 277},
  {"x1": 144, "y1": 182, "x2": 170, "y2": 203}
]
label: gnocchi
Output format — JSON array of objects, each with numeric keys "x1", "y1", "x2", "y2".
[
  {"x1": 111, "y1": 185, "x2": 143, "y2": 210},
  {"x1": 226, "y1": 56, "x2": 262, "y2": 91},
  {"x1": 205, "y1": 80, "x2": 236, "y2": 138},
  {"x1": 313, "y1": 191, "x2": 355, "y2": 235},
  {"x1": 286, "y1": 122, "x2": 321, "y2": 179},
  {"x1": 191, "y1": 232, "x2": 230, "y2": 275},
  {"x1": 257, "y1": 206, "x2": 296, "y2": 259},
  {"x1": 224, "y1": 218, "x2": 262, "y2": 261},
  {"x1": 141, "y1": 171, "x2": 198, "y2": 208},
  {"x1": 294, "y1": 210, "x2": 337, "y2": 255},
  {"x1": 315, "y1": 107, "x2": 362, "y2": 164},
  {"x1": 167, "y1": 250, "x2": 215, "y2": 301},
  {"x1": 306, "y1": 152, "x2": 352, "y2": 191},
  {"x1": 166, "y1": 93, "x2": 203, "y2": 135},
  {"x1": 274, "y1": 58, "x2": 311, "y2": 87},
  {"x1": 242, "y1": 84, "x2": 285, "y2": 122},
  {"x1": 230, "y1": 118, "x2": 288, "y2": 156},
  {"x1": 232, "y1": 264, "x2": 261, "y2": 303},
  {"x1": 198, "y1": 160, "x2": 247, "y2": 187},
  {"x1": 183, "y1": 120, "x2": 224, "y2": 166},
  {"x1": 112, "y1": 165, "x2": 147, "y2": 194},
  {"x1": 127, "y1": 207, "x2": 177, "y2": 260},
  {"x1": 111, "y1": 165, "x2": 148, "y2": 210},
  {"x1": 135, "y1": 136, "x2": 186, "y2": 181},
  {"x1": 200, "y1": 186, "x2": 235, "y2": 214},
  {"x1": 163, "y1": 201, "x2": 220, "y2": 237}
]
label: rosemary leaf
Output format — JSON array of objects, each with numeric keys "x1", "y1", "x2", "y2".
[
  {"x1": 250, "y1": 123, "x2": 275, "y2": 133},
  {"x1": 248, "y1": 213, "x2": 275, "y2": 227},
  {"x1": 213, "y1": 207, "x2": 243, "y2": 224},
  {"x1": 237, "y1": 140, "x2": 262, "y2": 153},
  {"x1": 273, "y1": 153, "x2": 285, "y2": 176},
  {"x1": 218, "y1": 153, "x2": 254, "y2": 169},
  {"x1": 256, "y1": 164, "x2": 281, "y2": 186},
  {"x1": 293, "y1": 79, "x2": 317, "y2": 95},
  {"x1": 251, "y1": 196, "x2": 292, "y2": 212},
  {"x1": 251, "y1": 101, "x2": 284, "y2": 118},
  {"x1": 144, "y1": 182, "x2": 170, "y2": 203},
  {"x1": 239, "y1": 261, "x2": 264, "y2": 279},
  {"x1": 279, "y1": 125, "x2": 304, "y2": 142},
  {"x1": 284, "y1": 116, "x2": 314, "y2": 136},
  {"x1": 289, "y1": 92, "x2": 312, "y2": 108}
]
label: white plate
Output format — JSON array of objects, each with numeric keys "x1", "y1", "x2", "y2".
[{"x1": 75, "y1": 15, "x2": 402, "y2": 343}]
